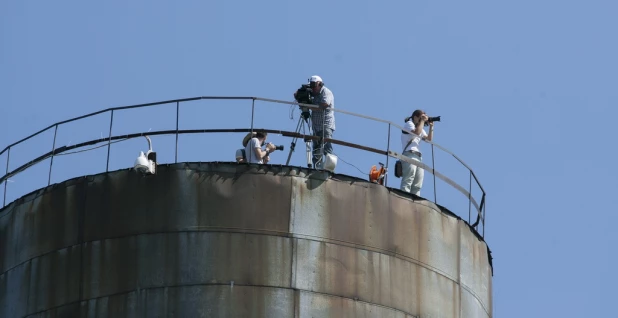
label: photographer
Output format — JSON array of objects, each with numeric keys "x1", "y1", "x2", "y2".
[
  {"x1": 400, "y1": 109, "x2": 434, "y2": 196},
  {"x1": 243, "y1": 131, "x2": 276, "y2": 164},
  {"x1": 305, "y1": 75, "x2": 336, "y2": 166}
]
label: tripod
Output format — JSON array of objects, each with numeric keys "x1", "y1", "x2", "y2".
[{"x1": 285, "y1": 111, "x2": 313, "y2": 168}]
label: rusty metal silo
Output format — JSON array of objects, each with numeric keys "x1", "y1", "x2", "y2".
[{"x1": 0, "y1": 97, "x2": 492, "y2": 318}]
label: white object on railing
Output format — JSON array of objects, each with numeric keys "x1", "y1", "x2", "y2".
[{"x1": 134, "y1": 136, "x2": 156, "y2": 175}]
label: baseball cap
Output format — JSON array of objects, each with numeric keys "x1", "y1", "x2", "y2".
[{"x1": 309, "y1": 75, "x2": 323, "y2": 83}]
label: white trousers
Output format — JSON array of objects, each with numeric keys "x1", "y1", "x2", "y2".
[{"x1": 399, "y1": 151, "x2": 424, "y2": 196}]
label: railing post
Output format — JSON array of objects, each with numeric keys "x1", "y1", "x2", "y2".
[
  {"x1": 175, "y1": 101, "x2": 179, "y2": 163},
  {"x1": 385, "y1": 123, "x2": 391, "y2": 186},
  {"x1": 431, "y1": 143, "x2": 437, "y2": 204},
  {"x1": 250, "y1": 98, "x2": 255, "y2": 135},
  {"x1": 106, "y1": 110, "x2": 114, "y2": 172},
  {"x1": 468, "y1": 171, "x2": 472, "y2": 225},
  {"x1": 248, "y1": 98, "x2": 255, "y2": 163},
  {"x1": 473, "y1": 194, "x2": 485, "y2": 231},
  {"x1": 483, "y1": 198, "x2": 486, "y2": 237},
  {"x1": 48, "y1": 124, "x2": 59, "y2": 186},
  {"x1": 3, "y1": 147, "x2": 10, "y2": 207},
  {"x1": 321, "y1": 110, "x2": 325, "y2": 167}
]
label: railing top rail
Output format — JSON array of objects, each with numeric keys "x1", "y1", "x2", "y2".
[
  {"x1": 0, "y1": 96, "x2": 478, "y2": 173},
  {"x1": 0, "y1": 97, "x2": 266, "y2": 156}
]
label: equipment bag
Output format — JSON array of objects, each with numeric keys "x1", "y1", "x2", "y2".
[
  {"x1": 394, "y1": 160, "x2": 403, "y2": 178},
  {"x1": 395, "y1": 138, "x2": 415, "y2": 178}
]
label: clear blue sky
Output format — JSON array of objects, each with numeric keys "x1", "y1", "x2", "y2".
[{"x1": 2, "y1": 1, "x2": 617, "y2": 316}]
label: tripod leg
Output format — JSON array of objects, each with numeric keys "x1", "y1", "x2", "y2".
[
  {"x1": 304, "y1": 120, "x2": 314, "y2": 168},
  {"x1": 306, "y1": 139, "x2": 312, "y2": 168},
  {"x1": 285, "y1": 137, "x2": 297, "y2": 166},
  {"x1": 285, "y1": 117, "x2": 304, "y2": 166}
]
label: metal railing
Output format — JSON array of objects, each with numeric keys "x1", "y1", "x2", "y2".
[{"x1": 0, "y1": 96, "x2": 487, "y2": 237}]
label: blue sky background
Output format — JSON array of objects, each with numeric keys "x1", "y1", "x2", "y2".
[{"x1": 1, "y1": 1, "x2": 617, "y2": 316}]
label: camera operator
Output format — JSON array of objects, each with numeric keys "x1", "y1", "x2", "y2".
[
  {"x1": 302, "y1": 75, "x2": 336, "y2": 166},
  {"x1": 243, "y1": 131, "x2": 276, "y2": 164},
  {"x1": 400, "y1": 109, "x2": 434, "y2": 196}
]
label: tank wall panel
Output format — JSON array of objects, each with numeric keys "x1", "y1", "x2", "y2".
[
  {"x1": 291, "y1": 177, "x2": 460, "y2": 281},
  {"x1": 82, "y1": 232, "x2": 292, "y2": 300},
  {"x1": 83, "y1": 169, "x2": 292, "y2": 242},
  {"x1": 0, "y1": 260, "x2": 30, "y2": 318},
  {"x1": 0, "y1": 182, "x2": 81, "y2": 274},
  {"x1": 83, "y1": 286, "x2": 295, "y2": 318},
  {"x1": 460, "y1": 220, "x2": 493, "y2": 313},
  {"x1": 461, "y1": 287, "x2": 491, "y2": 318},
  {"x1": 27, "y1": 245, "x2": 81, "y2": 314},
  {"x1": 297, "y1": 290, "x2": 415, "y2": 318}
]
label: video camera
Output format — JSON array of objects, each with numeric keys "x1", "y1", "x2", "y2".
[
  {"x1": 294, "y1": 84, "x2": 313, "y2": 121},
  {"x1": 295, "y1": 84, "x2": 313, "y2": 104}
]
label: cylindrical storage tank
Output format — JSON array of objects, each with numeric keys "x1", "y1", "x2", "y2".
[{"x1": 0, "y1": 162, "x2": 492, "y2": 317}]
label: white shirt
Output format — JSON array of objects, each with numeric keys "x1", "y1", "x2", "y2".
[
  {"x1": 401, "y1": 121, "x2": 427, "y2": 152},
  {"x1": 244, "y1": 137, "x2": 263, "y2": 164}
]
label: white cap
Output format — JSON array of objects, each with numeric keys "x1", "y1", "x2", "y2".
[{"x1": 309, "y1": 75, "x2": 323, "y2": 83}]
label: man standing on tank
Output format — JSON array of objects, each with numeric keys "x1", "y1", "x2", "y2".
[{"x1": 307, "y1": 75, "x2": 335, "y2": 167}]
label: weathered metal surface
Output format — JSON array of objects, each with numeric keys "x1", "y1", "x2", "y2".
[
  {"x1": 80, "y1": 232, "x2": 293, "y2": 300},
  {"x1": 460, "y1": 219, "x2": 493, "y2": 315},
  {"x1": 27, "y1": 286, "x2": 296, "y2": 318},
  {"x1": 82, "y1": 166, "x2": 292, "y2": 242},
  {"x1": 0, "y1": 162, "x2": 492, "y2": 317},
  {"x1": 293, "y1": 237, "x2": 462, "y2": 316},
  {"x1": 296, "y1": 290, "x2": 416, "y2": 318},
  {"x1": 26, "y1": 287, "x2": 423, "y2": 318},
  {"x1": 0, "y1": 179, "x2": 83, "y2": 274}
]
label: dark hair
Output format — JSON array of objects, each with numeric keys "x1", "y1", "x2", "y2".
[
  {"x1": 255, "y1": 131, "x2": 268, "y2": 139},
  {"x1": 404, "y1": 109, "x2": 425, "y2": 123}
]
